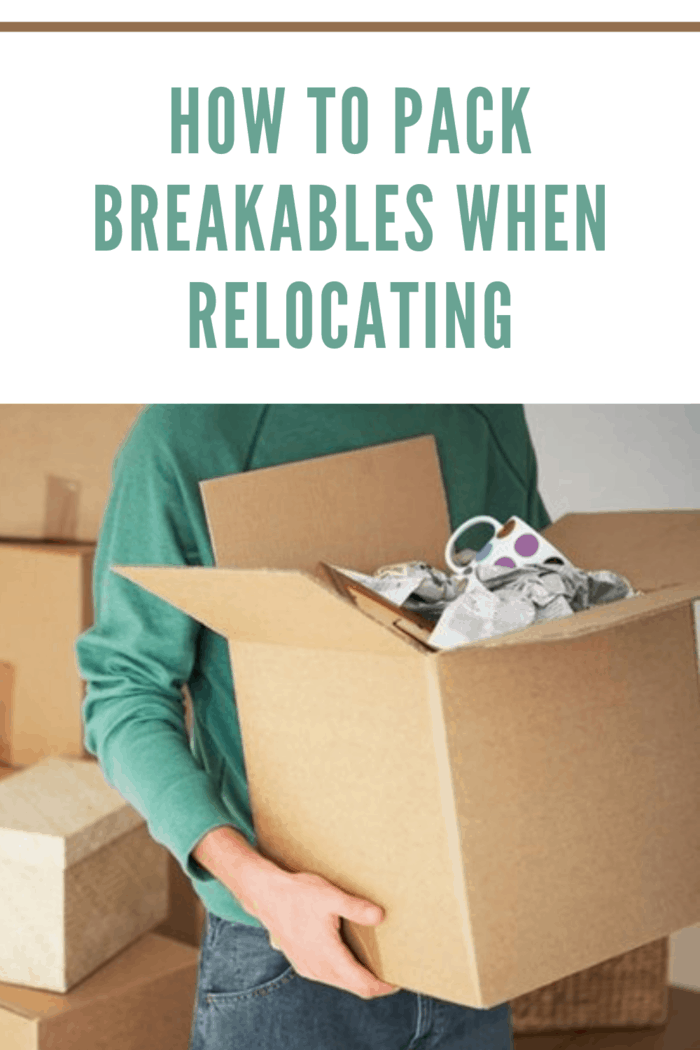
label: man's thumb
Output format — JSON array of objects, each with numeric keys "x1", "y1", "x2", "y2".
[{"x1": 338, "y1": 893, "x2": 385, "y2": 926}]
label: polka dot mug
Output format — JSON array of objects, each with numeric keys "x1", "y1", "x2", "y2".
[{"x1": 445, "y1": 514, "x2": 573, "y2": 575}]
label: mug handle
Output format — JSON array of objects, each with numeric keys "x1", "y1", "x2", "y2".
[{"x1": 444, "y1": 515, "x2": 503, "y2": 574}]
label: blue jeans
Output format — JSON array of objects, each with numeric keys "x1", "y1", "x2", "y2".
[{"x1": 189, "y1": 913, "x2": 513, "y2": 1049}]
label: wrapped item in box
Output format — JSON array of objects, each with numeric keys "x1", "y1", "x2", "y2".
[
  {"x1": 0, "y1": 933, "x2": 198, "y2": 1050},
  {"x1": 0, "y1": 757, "x2": 168, "y2": 992},
  {"x1": 0, "y1": 541, "x2": 94, "y2": 765},
  {"x1": 117, "y1": 435, "x2": 700, "y2": 1009}
]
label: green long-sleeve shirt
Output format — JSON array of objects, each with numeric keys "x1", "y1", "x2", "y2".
[{"x1": 76, "y1": 404, "x2": 549, "y2": 926}]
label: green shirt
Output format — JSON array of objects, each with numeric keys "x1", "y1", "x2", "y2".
[{"x1": 76, "y1": 404, "x2": 549, "y2": 926}]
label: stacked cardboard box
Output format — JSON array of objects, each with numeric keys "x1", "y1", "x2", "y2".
[
  {"x1": 0, "y1": 405, "x2": 205, "y2": 935},
  {"x1": 0, "y1": 537, "x2": 205, "y2": 941},
  {"x1": 0, "y1": 933, "x2": 199, "y2": 1050},
  {"x1": 0, "y1": 757, "x2": 201, "y2": 1048},
  {"x1": 0, "y1": 542, "x2": 94, "y2": 765},
  {"x1": 0, "y1": 757, "x2": 170, "y2": 992},
  {"x1": 0, "y1": 406, "x2": 202, "y2": 1049},
  {"x1": 0, "y1": 404, "x2": 142, "y2": 542}
]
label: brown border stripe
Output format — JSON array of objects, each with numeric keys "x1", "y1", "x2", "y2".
[{"x1": 0, "y1": 22, "x2": 699, "y2": 32}]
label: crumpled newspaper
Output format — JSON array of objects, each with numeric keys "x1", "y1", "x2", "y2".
[{"x1": 339, "y1": 556, "x2": 640, "y2": 650}]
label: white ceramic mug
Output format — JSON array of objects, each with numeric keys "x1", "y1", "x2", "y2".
[{"x1": 445, "y1": 514, "x2": 572, "y2": 575}]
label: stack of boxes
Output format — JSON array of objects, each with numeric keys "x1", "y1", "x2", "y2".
[{"x1": 0, "y1": 406, "x2": 203, "y2": 1049}]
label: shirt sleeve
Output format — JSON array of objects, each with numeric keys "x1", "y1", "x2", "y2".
[{"x1": 75, "y1": 417, "x2": 234, "y2": 881}]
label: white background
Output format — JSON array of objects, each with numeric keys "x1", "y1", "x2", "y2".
[
  {"x1": 0, "y1": 28, "x2": 698, "y2": 401},
  {"x1": 525, "y1": 404, "x2": 700, "y2": 518},
  {"x1": 3, "y1": 2, "x2": 699, "y2": 23}
]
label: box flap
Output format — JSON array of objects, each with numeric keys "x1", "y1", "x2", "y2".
[
  {"x1": 544, "y1": 511, "x2": 700, "y2": 590},
  {"x1": 200, "y1": 434, "x2": 450, "y2": 574},
  {"x1": 116, "y1": 566, "x2": 412, "y2": 655}
]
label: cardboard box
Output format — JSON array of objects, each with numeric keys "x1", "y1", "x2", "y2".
[
  {"x1": 0, "y1": 664, "x2": 12, "y2": 764},
  {"x1": 116, "y1": 435, "x2": 700, "y2": 1009},
  {"x1": 0, "y1": 404, "x2": 142, "y2": 542},
  {"x1": 155, "y1": 854, "x2": 206, "y2": 948},
  {"x1": 0, "y1": 933, "x2": 198, "y2": 1050},
  {"x1": 0, "y1": 541, "x2": 93, "y2": 765},
  {"x1": 152, "y1": 686, "x2": 206, "y2": 949},
  {"x1": 0, "y1": 757, "x2": 169, "y2": 992}
]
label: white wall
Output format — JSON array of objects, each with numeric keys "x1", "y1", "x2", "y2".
[
  {"x1": 524, "y1": 404, "x2": 700, "y2": 521},
  {"x1": 525, "y1": 403, "x2": 700, "y2": 992}
]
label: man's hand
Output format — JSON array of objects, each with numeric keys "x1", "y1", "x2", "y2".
[{"x1": 192, "y1": 825, "x2": 399, "y2": 1000}]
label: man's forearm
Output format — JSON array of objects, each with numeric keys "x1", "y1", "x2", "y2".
[{"x1": 191, "y1": 824, "x2": 290, "y2": 919}]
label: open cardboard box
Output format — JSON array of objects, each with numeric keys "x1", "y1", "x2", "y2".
[{"x1": 116, "y1": 435, "x2": 700, "y2": 1009}]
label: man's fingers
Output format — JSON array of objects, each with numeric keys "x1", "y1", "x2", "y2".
[
  {"x1": 289, "y1": 871, "x2": 385, "y2": 928},
  {"x1": 335, "y1": 893, "x2": 385, "y2": 927},
  {"x1": 271, "y1": 920, "x2": 399, "y2": 999},
  {"x1": 320, "y1": 939, "x2": 399, "y2": 999},
  {"x1": 262, "y1": 875, "x2": 394, "y2": 996}
]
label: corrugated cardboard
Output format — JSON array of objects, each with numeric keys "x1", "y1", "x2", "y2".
[
  {"x1": 0, "y1": 405, "x2": 142, "y2": 542},
  {"x1": 155, "y1": 854, "x2": 206, "y2": 948},
  {"x1": 0, "y1": 757, "x2": 169, "y2": 993},
  {"x1": 202, "y1": 433, "x2": 450, "y2": 573},
  {"x1": 153, "y1": 686, "x2": 206, "y2": 947},
  {"x1": 0, "y1": 541, "x2": 93, "y2": 765},
  {"x1": 0, "y1": 664, "x2": 12, "y2": 766},
  {"x1": 115, "y1": 435, "x2": 700, "y2": 1009},
  {"x1": 0, "y1": 933, "x2": 198, "y2": 1050}
]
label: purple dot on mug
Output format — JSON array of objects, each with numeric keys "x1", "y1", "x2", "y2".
[
  {"x1": 494, "y1": 557, "x2": 516, "y2": 568},
  {"x1": 514, "y1": 533, "x2": 539, "y2": 557},
  {"x1": 475, "y1": 542, "x2": 493, "y2": 562}
]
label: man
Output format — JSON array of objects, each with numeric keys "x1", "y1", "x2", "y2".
[{"x1": 77, "y1": 404, "x2": 550, "y2": 1050}]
